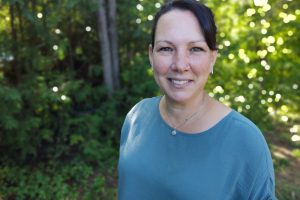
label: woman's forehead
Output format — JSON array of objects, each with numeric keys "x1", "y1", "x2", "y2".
[{"x1": 155, "y1": 9, "x2": 204, "y2": 42}]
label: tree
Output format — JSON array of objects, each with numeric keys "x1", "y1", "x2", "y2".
[{"x1": 97, "y1": 0, "x2": 119, "y2": 96}]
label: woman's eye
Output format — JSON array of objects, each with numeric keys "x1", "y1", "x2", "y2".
[
  {"x1": 158, "y1": 47, "x2": 173, "y2": 52},
  {"x1": 191, "y1": 47, "x2": 204, "y2": 52}
]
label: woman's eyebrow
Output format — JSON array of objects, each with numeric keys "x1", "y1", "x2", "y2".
[
  {"x1": 155, "y1": 40, "x2": 174, "y2": 45},
  {"x1": 155, "y1": 40, "x2": 207, "y2": 44},
  {"x1": 189, "y1": 40, "x2": 207, "y2": 44}
]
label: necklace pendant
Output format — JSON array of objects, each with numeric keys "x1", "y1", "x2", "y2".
[{"x1": 171, "y1": 130, "x2": 177, "y2": 136}]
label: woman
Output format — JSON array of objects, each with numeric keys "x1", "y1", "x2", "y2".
[{"x1": 118, "y1": 0, "x2": 277, "y2": 199}]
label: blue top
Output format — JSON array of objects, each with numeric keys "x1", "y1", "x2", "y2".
[{"x1": 118, "y1": 97, "x2": 277, "y2": 200}]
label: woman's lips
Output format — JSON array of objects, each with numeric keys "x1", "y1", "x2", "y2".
[{"x1": 168, "y1": 78, "x2": 192, "y2": 88}]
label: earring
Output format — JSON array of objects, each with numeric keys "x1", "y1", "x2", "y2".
[{"x1": 210, "y1": 64, "x2": 214, "y2": 74}]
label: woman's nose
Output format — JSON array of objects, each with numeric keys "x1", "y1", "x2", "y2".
[{"x1": 171, "y1": 51, "x2": 190, "y2": 72}]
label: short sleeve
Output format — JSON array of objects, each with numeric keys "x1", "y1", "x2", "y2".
[
  {"x1": 247, "y1": 150, "x2": 277, "y2": 200},
  {"x1": 249, "y1": 175, "x2": 277, "y2": 200},
  {"x1": 227, "y1": 112, "x2": 277, "y2": 200}
]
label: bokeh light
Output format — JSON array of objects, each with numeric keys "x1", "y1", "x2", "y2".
[
  {"x1": 136, "y1": 18, "x2": 142, "y2": 24},
  {"x1": 55, "y1": 29, "x2": 61, "y2": 34},
  {"x1": 224, "y1": 40, "x2": 231, "y2": 47},
  {"x1": 291, "y1": 135, "x2": 300, "y2": 142},
  {"x1": 61, "y1": 95, "x2": 67, "y2": 101},
  {"x1": 136, "y1": 4, "x2": 143, "y2": 11},
  {"x1": 254, "y1": 0, "x2": 268, "y2": 7},
  {"x1": 147, "y1": 15, "x2": 154, "y2": 21},
  {"x1": 53, "y1": 45, "x2": 58, "y2": 51},
  {"x1": 52, "y1": 86, "x2": 58, "y2": 92},
  {"x1": 235, "y1": 95, "x2": 246, "y2": 103},
  {"x1": 85, "y1": 26, "x2": 91, "y2": 32},
  {"x1": 213, "y1": 86, "x2": 224, "y2": 94},
  {"x1": 281, "y1": 116, "x2": 289, "y2": 122},
  {"x1": 290, "y1": 125, "x2": 299, "y2": 134},
  {"x1": 37, "y1": 13, "x2": 43, "y2": 19},
  {"x1": 155, "y1": 3, "x2": 161, "y2": 8}
]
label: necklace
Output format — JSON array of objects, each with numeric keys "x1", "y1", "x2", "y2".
[{"x1": 165, "y1": 101, "x2": 203, "y2": 136}]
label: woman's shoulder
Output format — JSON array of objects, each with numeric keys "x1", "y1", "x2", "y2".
[
  {"x1": 223, "y1": 110, "x2": 270, "y2": 156},
  {"x1": 224, "y1": 110, "x2": 274, "y2": 169},
  {"x1": 228, "y1": 110, "x2": 263, "y2": 138},
  {"x1": 221, "y1": 110, "x2": 274, "y2": 167},
  {"x1": 120, "y1": 96, "x2": 160, "y2": 144},
  {"x1": 232, "y1": 110, "x2": 260, "y2": 132},
  {"x1": 126, "y1": 96, "x2": 161, "y2": 118}
]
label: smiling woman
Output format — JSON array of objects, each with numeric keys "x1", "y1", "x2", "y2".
[
  {"x1": 118, "y1": 0, "x2": 277, "y2": 199},
  {"x1": 149, "y1": 9, "x2": 217, "y2": 107}
]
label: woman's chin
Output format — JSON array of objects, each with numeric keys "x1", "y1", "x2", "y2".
[{"x1": 164, "y1": 92, "x2": 194, "y2": 104}]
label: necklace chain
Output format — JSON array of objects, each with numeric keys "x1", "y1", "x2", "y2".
[{"x1": 165, "y1": 102, "x2": 202, "y2": 136}]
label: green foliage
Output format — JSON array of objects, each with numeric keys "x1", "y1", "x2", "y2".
[
  {"x1": 292, "y1": 149, "x2": 300, "y2": 158},
  {"x1": 0, "y1": 0, "x2": 299, "y2": 199},
  {"x1": 0, "y1": 161, "x2": 117, "y2": 199}
]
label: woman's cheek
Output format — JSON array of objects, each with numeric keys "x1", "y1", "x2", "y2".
[
  {"x1": 153, "y1": 57, "x2": 171, "y2": 75},
  {"x1": 191, "y1": 60, "x2": 210, "y2": 74}
]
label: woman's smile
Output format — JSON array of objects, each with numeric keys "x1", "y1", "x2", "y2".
[{"x1": 167, "y1": 78, "x2": 193, "y2": 89}]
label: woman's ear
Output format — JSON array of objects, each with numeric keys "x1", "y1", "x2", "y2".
[
  {"x1": 148, "y1": 44, "x2": 154, "y2": 67},
  {"x1": 211, "y1": 50, "x2": 218, "y2": 65},
  {"x1": 210, "y1": 50, "x2": 218, "y2": 73}
]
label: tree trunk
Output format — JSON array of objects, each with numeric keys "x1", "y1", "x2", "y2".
[
  {"x1": 16, "y1": 2, "x2": 24, "y2": 42},
  {"x1": 98, "y1": 0, "x2": 114, "y2": 95},
  {"x1": 97, "y1": 0, "x2": 120, "y2": 95},
  {"x1": 107, "y1": 0, "x2": 120, "y2": 89},
  {"x1": 9, "y1": 4, "x2": 17, "y2": 43},
  {"x1": 8, "y1": 3, "x2": 20, "y2": 85},
  {"x1": 30, "y1": 0, "x2": 37, "y2": 13}
]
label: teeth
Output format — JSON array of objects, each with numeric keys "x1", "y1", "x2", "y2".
[{"x1": 171, "y1": 79, "x2": 189, "y2": 85}]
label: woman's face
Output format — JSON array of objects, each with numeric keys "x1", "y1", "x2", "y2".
[{"x1": 149, "y1": 9, "x2": 217, "y2": 104}]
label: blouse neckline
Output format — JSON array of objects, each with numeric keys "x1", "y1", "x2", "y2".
[{"x1": 155, "y1": 96, "x2": 235, "y2": 137}]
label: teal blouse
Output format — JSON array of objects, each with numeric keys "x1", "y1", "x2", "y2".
[{"x1": 118, "y1": 97, "x2": 277, "y2": 200}]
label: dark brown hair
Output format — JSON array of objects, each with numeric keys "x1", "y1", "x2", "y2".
[{"x1": 151, "y1": 0, "x2": 217, "y2": 50}]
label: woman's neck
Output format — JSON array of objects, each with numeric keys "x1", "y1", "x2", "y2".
[{"x1": 161, "y1": 93, "x2": 211, "y2": 126}]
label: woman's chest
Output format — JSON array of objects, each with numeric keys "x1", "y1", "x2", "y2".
[{"x1": 119, "y1": 128, "x2": 245, "y2": 199}]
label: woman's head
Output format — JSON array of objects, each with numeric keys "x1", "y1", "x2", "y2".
[
  {"x1": 151, "y1": 0, "x2": 217, "y2": 51},
  {"x1": 148, "y1": 7, "x2": 218, "y2": 104}
]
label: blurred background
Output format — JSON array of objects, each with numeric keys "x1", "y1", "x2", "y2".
[{"x1": 0, "y1": 0, "x2": 299, "y2": 199}]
